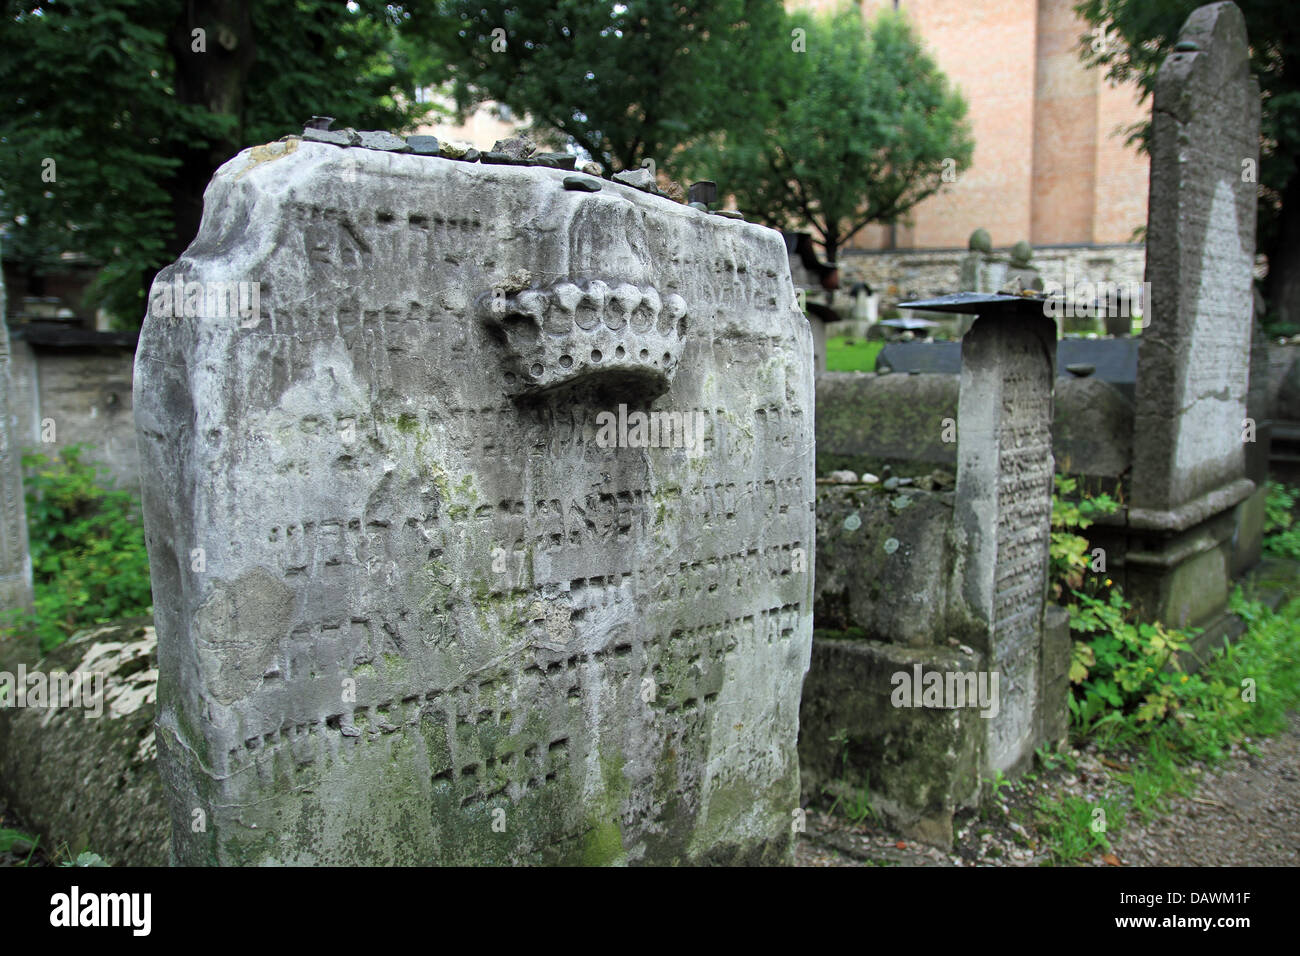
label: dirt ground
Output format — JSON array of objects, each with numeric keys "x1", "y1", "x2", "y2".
[{"x1": 795, "y1": 712, "x2": 1300, "y2": 867}]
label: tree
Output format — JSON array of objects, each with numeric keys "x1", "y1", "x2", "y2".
[
  {"x1": 0, "y1": 0, "x2": 447, "y2": 324},
  {"x1": 427, "y1": 0, "x2": 788, "y2": 175},
  {"x1": 683, "y1": 7, "x2": 973, "y2": 264},
  {"x1": 1075, "y1": 0, "x2": 1299, "y2": 330}
]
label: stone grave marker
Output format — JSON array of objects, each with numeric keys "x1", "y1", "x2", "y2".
[
  {"x1": 1131, "y1": 0, "x2": 1259, "y2": 521},
  {"x1": 0, "y1": 257, "x2": 34, "y2": 617},
  {"x1": 901, "y1": 293, "x2": 1057, "y2": 773},
  {"x1": 135, "y1": 138, "x2": 814, "y2": 865}
]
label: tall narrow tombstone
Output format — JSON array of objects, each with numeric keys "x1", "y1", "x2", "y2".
[
  {"x1": 0, "y1": 258, "x2": 34, "y2": 617},
  {"x1": 135, "y1": 139, "x2": 815, "y2": 865},
  {"x1": 1131, "y1": 1, "x2": 1259, "y2": 521},
  {"x1": 902, "y1": 293, "x2": 1057, "y2": 773},
  {"x1": 1125, "y1": 1, "x2": 1261, "y2": 626}
]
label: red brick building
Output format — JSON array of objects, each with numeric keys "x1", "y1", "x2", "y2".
[{"x1": 796, "y1": 0, "x2": 1149, "y2": 254}]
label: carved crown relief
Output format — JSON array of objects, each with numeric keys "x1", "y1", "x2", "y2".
[{"x1": 478, "y1": 279, "x2": 688, "y2": 400}]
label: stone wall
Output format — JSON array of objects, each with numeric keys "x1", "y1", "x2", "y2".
[
  {"x1": 838, "y1": 243, "x2": 1147, "y2": 315},
  {"x1": 5, "y1": 332, "x2": 140, "y2": 494},
  {"x1": 816, "y1": 371, "x2": 1133, "y2": 482}
]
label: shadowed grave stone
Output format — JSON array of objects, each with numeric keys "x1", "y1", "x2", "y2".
[
  {"x1": 0, "y1": 256, "x2": 34, "y2": 617},
  {"x1": 134, "y1": 136, "x2": 814, "y2": 865},
  {"x1": 901, "y1": 293, "x2": 1057, "y2": 773}
]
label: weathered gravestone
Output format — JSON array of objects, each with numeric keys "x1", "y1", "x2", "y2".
[
  {"x1": 135, "y1": 138, "x2": 814, "y2": 865},
  {"x1": 0, "y1": 257, "x2": 34, "y2": 617},
  {"x1": 1127, "y1": 1, "x2": 1261, "y2": 625},
  {"x1": 902, "y1": 293, "x2": 1057, "y2": 773}
]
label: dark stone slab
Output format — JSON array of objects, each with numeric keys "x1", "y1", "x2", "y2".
[
  {"x1": 481, "y1": 151, "x2": 533, "y2": 166},
  {"x1": 405, "y1": 135, "x2": 440, "y2": 155},
  {"x1": 875, "y1": 337, "x2": 1140, "y2": 397},
  {"x1": 533, "y1": 152, "x2": 576, "y2": 170},
  {"x1": 562, "y1": 175, "x2": 601, "y2": 192},
  {"x1": 356, "y1": 130, "x2": 410, "y2": 152},
  {"x1": 302, "y1": 127, "x2": 353, "y2": 147},
  {"x1": 12, "y1": 323, "x2": 139, "y2": 350}
]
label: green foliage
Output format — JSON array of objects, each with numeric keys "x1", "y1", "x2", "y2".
[
  {"x1": 1049, "y1": 475, "x2": 1118, "y2": 601},
  {"x1": 2, "y1": 446, "x2": 152, "y2": 652},
  {"x1": 0, "y1": 0, "x2": 447, "y2": 323},
  {"x1": 685, "y1": 7, "x2": 974, "y2": 261},
  {"x1": 1071, "y1": 586, "x2": 1300, "y2": 760},
  {"x1": 1067, "y1": 587, "x2": 1198, "y2": 734},
  {"x1": 428, "y1": 0, "x2": 786, "y2": 174},
  {"x1": 1263, "y1": 481, "x2": 1300, "y2": 559}
]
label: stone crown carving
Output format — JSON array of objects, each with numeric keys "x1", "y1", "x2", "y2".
[{"x1": 479, "y1": 279, "x2": 688, "y2": 399}]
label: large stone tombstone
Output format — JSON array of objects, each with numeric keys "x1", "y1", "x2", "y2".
[
  {"x1": 135, "y1": 139, "x2": 814, "y2": 865},
  {"x1": 1131, "y1": 1, "x2": 1259, "y2": 519},
  {"x1": 0, "y1": 259, "x2": 34, "y2": 617}
]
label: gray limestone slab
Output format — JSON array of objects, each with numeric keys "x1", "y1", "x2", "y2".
[
  {"x1": 0, "y1": 258, "x2": 33, "y2": 617},
  {"x1": 134, "y1": 138, "x2": 814, "y2": 865},
  {"x1": 1131, "y1": 1, "x2": 1260, "y2": 511},
  {"x1": 951, "y1": 310, "x2": 1057, "y2": 773}
]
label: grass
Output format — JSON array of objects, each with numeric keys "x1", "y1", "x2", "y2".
[
  {"x1": 1033, "y1": 793, "x2": 1125, "y2": 863},
  {"x1": 825, "y1": 336, "x2": 884, "y2": 372}
]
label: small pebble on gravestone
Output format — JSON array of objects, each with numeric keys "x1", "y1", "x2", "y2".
[
  {"x1": 612, "y1": 167, "x2": 657, "y2": 192},
  {"x1": 689, "y1": 201, "x2": 708, "y2": 212},
  {"x1": 860, "y1": 472, "x2": 880, "y2": 484},
  {"x1": 580, "y1": 161, "x2": 604, "y2": 177},
  {"x1": 563, "y1": 176, "x2": 601, "y2": 192},
  {"x1": 481, "y1": 151, "x2": 530, "y2": 165},
  {"x1": 828, "y1": 470, "x2": 858, "y2": 484},
  {"x1": 883, "y1": 476, "x2": 900, "y2": 490},
  {"x1": 713, "y1": 210, "x2": 744, "y2": 220},
  {"x1": 492, "y1": 137, "x2": 537, "y2": 160},
  {"x1": 406, "y1": 135, "x2": 441, "y2": 155},
  {"x1": 302, "y1": 128, "x2": 353, "y2": 147},
  {"x1": 357, "y1": 130, "x2": 411, "y2": 152},
  {"x1": 305, "y1": 116, "x2": 335, "y2": 130},
  {"x1": 438, "y1": 139, "x2": 475, "y2": 160},
  {"x1": 1066, "y1": 363, "x2": 1095, "y2": 378},
  {"x1": 1174, "y1": 40, "x2": 1200, "y2": 52},
  {"x1": 533, "y1": 152, "x2": 577, "y2": 170}
]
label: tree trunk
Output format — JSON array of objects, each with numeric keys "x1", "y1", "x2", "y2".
[
  {"x1": 1265, "y1": 178, "x2": 1300, "y2": 330},
  {"x1": 165, "y1": 1, "x2": 256, "y2": 262}
]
